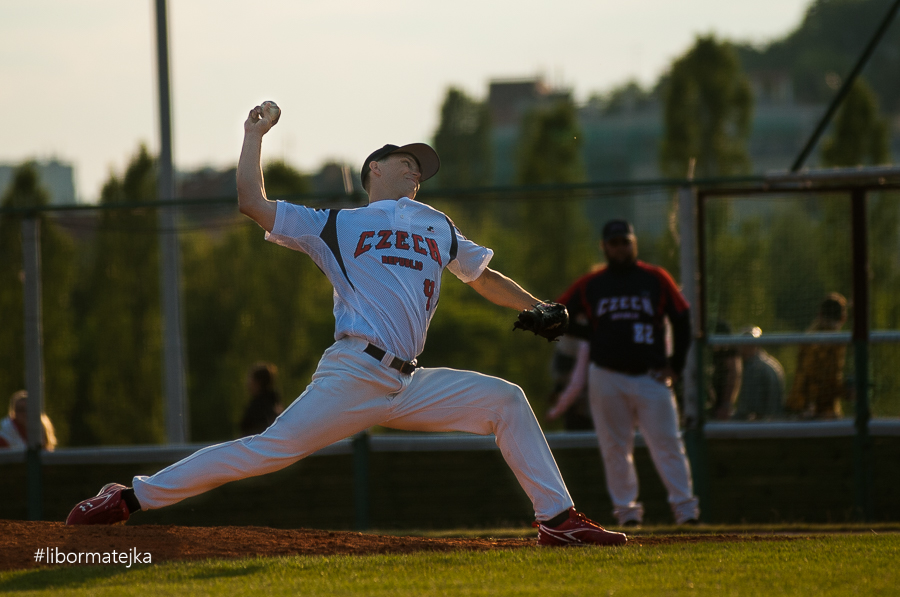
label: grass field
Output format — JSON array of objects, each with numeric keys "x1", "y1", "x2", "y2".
[{"x1": 1, "y1": 530, "x2": 897, "y2": 596}]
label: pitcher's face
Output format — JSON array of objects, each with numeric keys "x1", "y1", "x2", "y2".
[{"x1": 374, "y1": 153, "x2": 421, "y2": 200}]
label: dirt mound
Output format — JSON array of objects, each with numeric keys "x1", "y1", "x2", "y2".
[{"x1": 0, "y1": 520, "x2": 794, "y2": 571}]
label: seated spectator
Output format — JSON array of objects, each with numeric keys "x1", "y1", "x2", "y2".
[
  {"x1": 733, "y1": 327, "x2": 785, "y2": 421},
  {"x1": 0, "y1": 390, "x2": 57, "y2": 450},
  {"x1": 787, "y1": 293, "x2": 849, "y2": 418},
  {"x1": 239, "y1": 362, "x2": 284, "y2": 436}
]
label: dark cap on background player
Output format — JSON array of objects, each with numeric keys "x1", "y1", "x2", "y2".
[
  {"x1": 360, "y1": 143, "x2": 441, "y2": 187},
  {"x1": 602, "y1": 220, "x2": 635, "y2": 241}
]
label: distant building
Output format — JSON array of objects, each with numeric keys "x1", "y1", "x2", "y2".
[
  {"x1": 311, "y1": 161, "x2": 363, "y2": 197},
  {"x1": 0, "y1": 159, "x2": 77, "y2": 206},
  {"x1": 175, "y1": 161, "x2": 364, "y2": 202},
  {"x1": 487, "y1": 77, "x2": 573, "y2": 186},
  {"x1": 480, "y1": 73, "x2": 846, "y2": 238},
  {"x1": 176, "y1": 166, "x2": 237, "y2": 201}
]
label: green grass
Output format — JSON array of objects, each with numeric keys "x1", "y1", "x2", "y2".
[{"x1": 1, "y1": 534, "x2": 897, "y2": 596}]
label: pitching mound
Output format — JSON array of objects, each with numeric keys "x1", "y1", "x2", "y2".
[{"x1": 1, "y1": 520, "x2": 795, "y2": 571}]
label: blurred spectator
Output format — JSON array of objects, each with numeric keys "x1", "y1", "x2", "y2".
[
  {"x1": 239, "y1": 363, "x2": 284, "y2": 436},
  {"x1": 709, "y1": 320, "x2": 742, "y2": 420},
  {"x1": 787, "y1": 293, "x2": 849, "y2": 418},
  {"x1": 0, "y1": 390, "x2": 57, "y2": 451},
  {"x1": 549, "y1": 335, "x2": 594, "y2": 431},
  {"x1": 733, "y1": 327, "x2": 785, "y2": 421}
]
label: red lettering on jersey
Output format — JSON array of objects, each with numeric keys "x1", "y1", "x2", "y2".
[
  {"x1": 375, "y1": 230, "x2": 393, "y2": 250},
  {"x1": 354, "y1": 231, "x2": 375, "y2": 257},
  {"x1": 425, "y1": 238, "x2": 442, "y2": 266},
  {"x1": 412, "y1": 234, "x2": 427, "y2": 255},
  {"x1": 396, "y1": 230, "x2": 410, "y2": 250},
  {"x1": 423, "y1": 279, "x2": 436, "y2": 311}
]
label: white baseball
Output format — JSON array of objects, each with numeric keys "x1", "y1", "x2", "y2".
[{"x1": 261, "y1": 101, "x2": 281, "y2": 125}]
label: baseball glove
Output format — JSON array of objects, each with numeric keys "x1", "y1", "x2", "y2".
[{"x1": 513, "y1": 302, "x2": 569, "y2": 342}]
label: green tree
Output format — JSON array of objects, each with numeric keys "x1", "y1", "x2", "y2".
[
  {"x1": 660, "y1": 35, "x2": 754, "y2": 178},
  {"x1": 736, "y1": 0, "x2": 900, "y2": 113},
  {"x1": 181, "y1": 160, "x2": 334, "y2": 441},
  {"x1": 585, "y1": 81, "x2": 657, "y2": 116},
  {"x1": 513, "y1": 98, "x2": 593, "y2": 298},
  {"x1": 70, "y1": 146, "x2": 165, "y2": 445},
  {"x1": 432, "y1": 87, "x2": 493, "y2": 189},
  {"x1": 821, "y1": 78, "x2": 890, "y2": 167},
  {"x1": 814, "y1": 77, "x2": 900, "y2": 417},
  {"x1": 516, "y1": 98, "x2": 586, "y2": 186},
  {"x1": 262, "y1": 160, "x2": 313, "y2": 199},
  {"x1": 0, "y1": 164, "x2": 77, "y2": 445}
]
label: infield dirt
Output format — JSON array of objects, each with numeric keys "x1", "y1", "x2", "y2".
[{"x1": 1, "y1": 520, "x2": 796, "y2": 571}]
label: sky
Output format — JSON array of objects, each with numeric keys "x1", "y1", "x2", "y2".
[{"x1": 2, "y1": 0, "x2": 815, "y2": 203}]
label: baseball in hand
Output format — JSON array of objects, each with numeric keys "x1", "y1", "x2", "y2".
[{"x1": 261, "y1": 101, "x2": 281, "y2": 125}]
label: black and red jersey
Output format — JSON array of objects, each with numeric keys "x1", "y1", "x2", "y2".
[{"x1": 558, "y1": 260, "x2": 692, "y2": 375}]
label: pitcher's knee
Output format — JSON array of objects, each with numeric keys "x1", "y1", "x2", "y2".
[{"x1": 488, "y1": 379, "x2": 531, "y2": 415}]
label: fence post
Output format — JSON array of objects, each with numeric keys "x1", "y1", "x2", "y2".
[
  {"x1": 678, "y1": 183, "x2": 710, "y2": 522},
  {"x1": 850, "y1": 188, "x2": 873, "y2": 521},
  {"x1": 352, "y1": 430, "x2": 371, "y2": 530},
  {"x1": 22, "y1": 217, "x2": 45, "y2": 520},
  {"x1": 155, "y1": 0, "x2": 189, "y2": 444}
]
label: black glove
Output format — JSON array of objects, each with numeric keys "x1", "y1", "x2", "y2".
[{"x1": 513, "y1": 302, "x2": 569, "y2": 342}]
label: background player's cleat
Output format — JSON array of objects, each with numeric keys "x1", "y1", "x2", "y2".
[
  {"x1": 65, "y1": 483, "x2": 130, "y2": 526},
  {"x1": 534, "y1": 508, "x2": 627, "y2": 546}
]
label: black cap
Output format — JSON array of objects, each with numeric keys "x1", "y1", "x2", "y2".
[
  {"x1": 360, "y1": 143, "x2": 441, "y2": 187},
  {"x1": 602, "y1": 219, "x2": 635, "y2": 241}
]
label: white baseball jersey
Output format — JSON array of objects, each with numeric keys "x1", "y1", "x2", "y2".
[
  {"x1": 265, "y1": 197, "x2": 493, "y2": 361},
  {"x1": 132, "y1": 195, "x2": 575, "y2": 520}
]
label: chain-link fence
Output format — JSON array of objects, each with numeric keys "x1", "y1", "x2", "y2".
[{"x1": 2, "y1": 169, "x2": 899, "y2": 524}]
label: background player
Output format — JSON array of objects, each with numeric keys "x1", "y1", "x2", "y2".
[
  {"x1": 547, "y1": 220, "x2": 699, "y2": 527},
  {"x1": 65, "y1": 101, "x2": 625, "y2": 546}
]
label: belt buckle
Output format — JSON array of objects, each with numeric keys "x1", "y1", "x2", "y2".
[{"x1": 392, "y1": 357, "x2": 417, "y2": 374}]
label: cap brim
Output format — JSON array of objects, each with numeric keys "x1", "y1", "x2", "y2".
[{"x1": 393, "y1": 143, "x2": 441, "y2": 183}]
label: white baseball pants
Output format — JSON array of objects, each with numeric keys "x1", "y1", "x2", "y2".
[
  {"x1": 133, "y1": 336, "x2": 574, "y2": 521},
  {"x1": 588, "y1": 365, "x2": 700, "y2": 525}
]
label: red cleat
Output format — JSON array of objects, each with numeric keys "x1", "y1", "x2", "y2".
[
  {"x1": 65, "y1": 483, "x2": 130, "y2": 526},
  {"x1": 534, "y1": 508, "x2": 627, "y2": 546}
]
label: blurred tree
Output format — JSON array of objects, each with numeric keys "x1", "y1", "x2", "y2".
[
  {"x1": 660, "y1": 35, "x2": 754, "y2": 178},
  {"x1": 493, "y1": 99, "x2": 595, "y2": 418},
  {"x1": 432, "y1": 87, "x2": 493, "y2": 189},
  {"x1": 514, "y1": 97, "x2": 594, "y2": 297},
  {"x1": 585, "y1": 81, "x2": 657, "y2": 116},
  {"x1": 0, "y1": 163, "x2": 77, "y2": 445},
  {"x1": 516, "y1": 98, "x2": 586, "y2": 186},
  {"x1": 660, "y1": 35, "x2": 754, "y2": 336},
  {"x1": 821, "y1": 77, "x2": 891, "y2": 167},
  {"x1": 70, "y1": 146, "x2": 165, "y2": 445},
  {"x1": 182, "y1": 160, "x2": 334, "y2": 441},
  {"x1": 815, "y1": 76, "x2": 900, "y2": 417},
  {"x1": 735, "y1": 0, "x2": 900, "y2": 113},
  {"x1": 261, "y1": 160, "x2": 313, "y2": 199}
]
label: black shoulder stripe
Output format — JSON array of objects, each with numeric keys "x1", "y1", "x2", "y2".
[
  {"x1": 445, "y1": 216, "x2": 458, "y2": 262},
  {"x1": 320, "y1": 209, "x2": 354, "y2": 289}
]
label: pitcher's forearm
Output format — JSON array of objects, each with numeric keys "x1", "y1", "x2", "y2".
[
  {"x1": 467, "y1": 268, "x2": 540, "y2": 311},
  {"x1": 236, "y1": 132, "x2": 276, "y2": 231}
]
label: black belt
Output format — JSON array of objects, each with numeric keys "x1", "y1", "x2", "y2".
[
  {"x1": 364, "y1": 343, "x2": 418, "y2": 375},
  {"x1": 606, "y1": 364, "x2": 649, "y2": 376}
]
